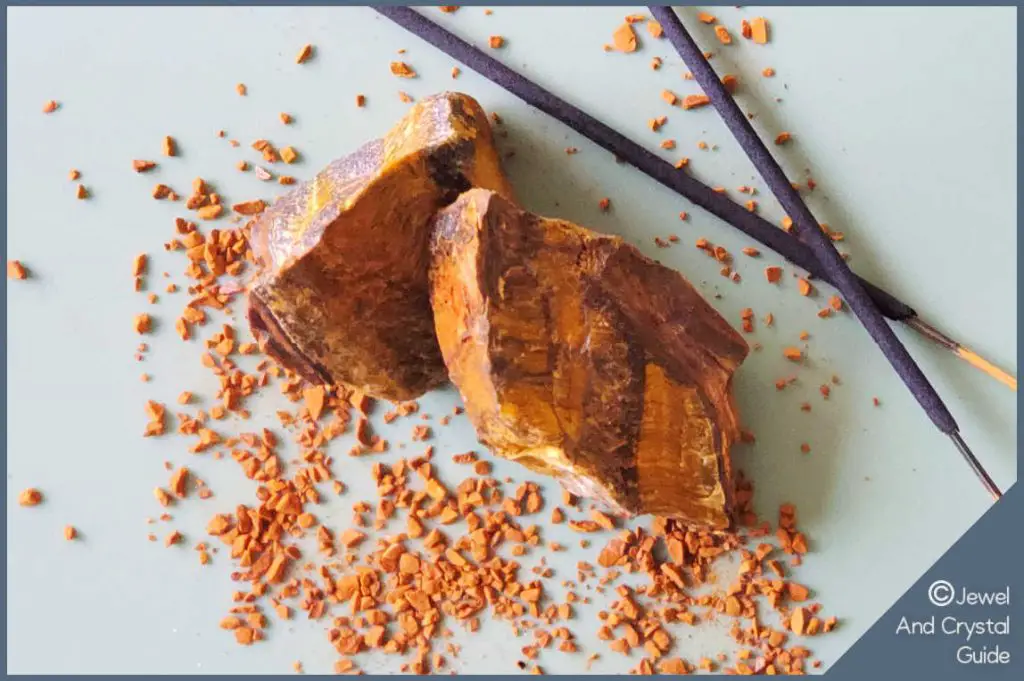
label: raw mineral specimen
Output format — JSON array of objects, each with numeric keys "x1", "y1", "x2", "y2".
[
  {"x1": 429, "y1": 189, "x2": 748, "y2": 529},
  {"x1": 247, "y1": 92, "x2": 512, "y2": 401}
]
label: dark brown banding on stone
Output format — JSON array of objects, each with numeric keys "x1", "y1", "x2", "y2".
[
  {"x1": 429, "y1": 189, "x2": 747, "y2": 529},
  {"x1": 246, "y1": 92, "x2": 513, "y2": 401}
]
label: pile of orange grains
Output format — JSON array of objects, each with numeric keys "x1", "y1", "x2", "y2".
[{"x1": 8, "y1": 8, "x2": 847, "y2": 675}]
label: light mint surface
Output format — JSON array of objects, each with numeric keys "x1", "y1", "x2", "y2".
[{"x1": 6, "y1": 6, "x2": 1016, "y2": 675}]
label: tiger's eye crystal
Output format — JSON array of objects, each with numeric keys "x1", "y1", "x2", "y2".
[
  {"x1": 429, "y1": 189, "x2": 748, "y2": 529},
  {"x1": 247, "y1": 93, "x2": 512, "y2": 401}
]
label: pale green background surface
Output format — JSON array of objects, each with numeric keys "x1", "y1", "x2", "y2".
[{"x1": 5, "y1": 6, "x2": 1017, "y2": 675}]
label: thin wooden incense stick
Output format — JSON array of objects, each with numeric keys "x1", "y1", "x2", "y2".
[
  {"x1": 373, "y1": 7, "x2": 1016, "y2": 394},
  {"x1": 903, "y1": 317, "x2": 1017, "y2": 391},
  {"x1": 649, "y1": 6, "x2": 1001, "y2": 499}
]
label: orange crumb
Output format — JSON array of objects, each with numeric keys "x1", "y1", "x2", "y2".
[
  {"x1": 682, "y1": 94, "x2": 711, "y2": 110},
  {"x1": 64, "y1": 525, "x2": 78, "y2": 540},
  {"x1": 598, "y1": 198, "x2": 611, "y2": 212},
  {"x1": 750, "y1": 18, "x2": 770, "y2": 44},
  {"x1": 133, "y1": 253, "x2": 148, "y2": 277},
  {"x1": 763, "y1": 67, "x2": 776, "y2": 77},
  {"x1": 647, "y1": 20, "x2": 663, "y2": 38},
  {"x1": 697, "y1": 12, "x2": 716, "y2": 23},
  {"x1": 162, "y1": 136, "x2": 177, "y2": 157},
  {"x1": 279, "y1": 112, "x2": 293, "y2": 125},
  {"x1": 390, "y1": 61, "x2": 417, "y2": 78},
  {"x1": 197, "y1": 204, "x2": 223, "y2": 220},
  {"x1": 783, "y1": 347, "x2": 803, "y2": 361},
  {"x1": 775, "y1": 132, "x2": 792, "y2": 145},
  {"x1": 797, "y1": 279, "x2": 813, "y2": 296},
  {"x1": 236, "y1": 83, "x2": 247, "y2": 96},
  {"x1": 7, "y1": 260, "x2": 27, "y2": 280},
  {"x1": 232, "y1": 200, "x2": 267, "y2": 216},
  {"x1": 133, "y1": 314, "x2": 152, "y2": 334},
  {"x1": 765, "y1": 266, "x2": 783, "y2": 283},
  {"x1": 612, "y1": 23, "x2": 638, "y2": 52},
  {"x1": 714, "y1": 25, "x2": 732, "y2": 44},
  {"x1": 489, "y1": 36, "x2": 505, "y2": 49},
  {"x1": 18, "y1": 488, "x2": 42, "y2": 507},
  {"x1": 280, "y1": 146, "x2": 299, "y2": 164},
  {"x1": 296, "y1": 44, "x2": 314, "y2": 64},
  {"x1": 42, "y1": 100, "x2": 59, "y2": 114},
  {"x1": 356, "y1": 94, "x2": 367, "y2": 107}
]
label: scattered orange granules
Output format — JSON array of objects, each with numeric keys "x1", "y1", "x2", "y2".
[{"x1": 45, "y1": 53, "x2": 841, "y2": 674}]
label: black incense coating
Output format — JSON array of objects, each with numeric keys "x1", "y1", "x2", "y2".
[
  {"x1": 373, "y1": 6, "x2": 916, "y2": 324},
  {"x1": 650, "y1": 7, "x2": 970, "y2": 436}
]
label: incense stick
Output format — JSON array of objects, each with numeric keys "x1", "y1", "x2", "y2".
[
  {"x1": 903, "y1": 317, "x2": 1017, "y2": 391},
  {"x1": 373, "y1": 7, "x2": 1015, "y2": 392},
  {"x1": 649, "y1": 6, "x2": 1001, "y2": 499}
]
